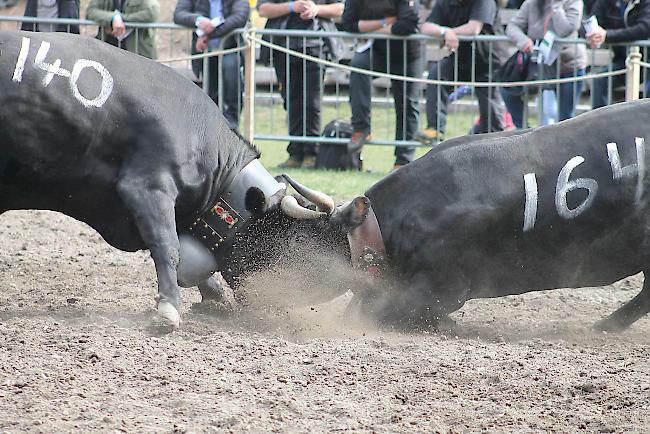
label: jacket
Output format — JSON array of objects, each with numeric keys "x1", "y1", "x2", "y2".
[
  {"x1": 21, "y1": 0, "x2": 80, "y2": 33},
  {"x1": 174, "y1": 0, "x2": 249, "y2": 48},
  {"x1": 256, "y1": 0, "x2": 344, "y2": 65},
  {"x1": 86, "y1": 0, "x2": 159, "y2": 59},
  {"x1": 592, "y1": 0, "x2": 650, "y2": 43},
  {"x1": 506, "y1": 0, "x2": 587, "y2": 72},
  {"x1": 340, "y1": 0, "x2": 421, "y2": 60}
]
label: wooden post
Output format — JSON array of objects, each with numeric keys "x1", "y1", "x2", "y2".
[
  {"x1": 243, "y1": 28, "x2": 256, "y2": 141},
  {"x1": 626, "y1": 45, "x2": 641, "y2": 102}
]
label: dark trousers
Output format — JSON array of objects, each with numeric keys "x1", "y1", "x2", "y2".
[
  {"x1": 273, "y1": 49, "x2": 323, "y2": 158},
  {"x1": 426, "y1": 54, "x2": 504, "y2": 134},
  {"x1": 349, "y1": 48, "x2": 421, "y2": 165},
  {"x1": 206, "y1": 52, "x2": 242, "y2": 130}
]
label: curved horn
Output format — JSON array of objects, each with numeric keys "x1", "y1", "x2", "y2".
[
  {"x1": 280, "y1": 195, "x2": 326, "y2": 220},
  {"x1": 281, "y1": 173, "x2": 335, "y2": 214}
]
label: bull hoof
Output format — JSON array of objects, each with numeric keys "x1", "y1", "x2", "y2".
[
  {"x1": 157, "y1": 301, "x2": 181, "y2": 327},
  {"x1": 593, "y1": 317, "x2": 628, "y2": 333}
]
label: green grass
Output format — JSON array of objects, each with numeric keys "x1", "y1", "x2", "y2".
[{"x1": 253, "y1": 103, "x2": 478, "y2": 200}]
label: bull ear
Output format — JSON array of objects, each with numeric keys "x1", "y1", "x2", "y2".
[
  {"x1": 329, "y1": 196, "x2": 370, "y2": 230},
  {"x1": 245, "y1": 187, "x2": 268, "y2": 216}
]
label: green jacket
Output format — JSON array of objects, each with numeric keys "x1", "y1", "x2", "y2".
[{"x1": 86, "y1": 0, "x2": 160, "y2": 59}]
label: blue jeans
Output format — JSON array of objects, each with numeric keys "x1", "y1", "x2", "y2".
[{"x1": 500, "y1": 69, "x2": 585, "y2": 128}]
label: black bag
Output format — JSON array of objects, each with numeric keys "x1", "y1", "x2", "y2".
[
  {"x1": 315, "y1": 120, "x2": 362, "y2": 171},
  {"x1": 496, "y1": 50, "x2": 532, "y2": 83}
]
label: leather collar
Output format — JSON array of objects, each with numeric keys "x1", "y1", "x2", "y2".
[{"x1": 347, "y1": 204, "x2": 387, "y2": 279}]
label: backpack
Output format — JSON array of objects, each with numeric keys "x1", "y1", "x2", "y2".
[{"x1": 315, "y1": 120, "x2": 362, "y2": 171}]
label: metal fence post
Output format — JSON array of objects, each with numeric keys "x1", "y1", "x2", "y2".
[
  {"x1": 243, "y1": 28, "x2": 256, "y2": 141},
  {"x1": 626, "y1": 45, "x2": 641, "y2": 102}
]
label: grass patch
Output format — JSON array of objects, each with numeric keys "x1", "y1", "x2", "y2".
[{"x1": 254, "y1": 102, "x2": 479, "y2": 200}]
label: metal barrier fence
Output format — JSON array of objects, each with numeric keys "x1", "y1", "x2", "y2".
[{"x1": 1, "y1": 15, "x2": 648, "y2": 151}]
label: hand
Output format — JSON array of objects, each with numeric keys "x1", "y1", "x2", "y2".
[
  {"x1": 300, "y1": 0, "x2": 319, "y2": 19},
  {"x1": 111, "y1": 14, "x2": 126, "y2": 38},
  {"x1": 384, "y1": 16, "x2": 396, "y2": 26},
  {"x1": 586, "y1": 26, "x2": 606, "y2": 48},
  {"x1": 195, "y1": 35, "x2": 208, "y2": 52},
  {"x1": 292, "y1": 0, "x2": 310, "y2": 14},
  {"x1": 521, "y1": 38, "x2": 534, "y2": 53},
  {"x1": 444, "y1": 28, "x2": 459, "y2": 52},
  {"x1": 197, "y1": 17, "x2": 215, "y2": 35}
]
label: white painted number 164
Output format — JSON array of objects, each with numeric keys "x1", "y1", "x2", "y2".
[{"x1": 523, "y1": 138, "x2": 646, "y2": 232}]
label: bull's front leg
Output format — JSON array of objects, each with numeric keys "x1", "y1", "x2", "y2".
[{"x1": 117, "y1": 179, "x2": 182, "y2": 327}]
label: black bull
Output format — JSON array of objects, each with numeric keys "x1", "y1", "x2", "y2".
[
  {"x1": 363, "y1": 102, "x2": 650, "y2": 331},
  {"x1": 0, "y1": 31, "x2": 368, "y2": 327}
]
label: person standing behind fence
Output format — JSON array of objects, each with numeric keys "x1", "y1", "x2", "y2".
[
  {"x1": 586, "y1": 0, "x2": 650, "y2": 108},
  {"x1": 21, "y1": 0, "x2": 80, "y2": 33},
  {"x1": 417, "y1": 0, "x2": 507, "y2": 144},
  {"x1": 501, "y1": 0, "x2": 586, "y2": 128},
  {"x1": 174, "y1": 0, "x2": 250, "y2": 129},
  {"x1": 87, "y1": 0, "x2": 159, "y2": 59},
  {"x1": 341, "y1": 0, "x2": 421, "y2": 170},
  {"x1": 257, "y1": 0, "x2": 344, "y2": 169}
]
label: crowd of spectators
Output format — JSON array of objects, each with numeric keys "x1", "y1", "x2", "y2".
[{"x1": 17, "y1": 0, "x2": 650, "y2": 169}]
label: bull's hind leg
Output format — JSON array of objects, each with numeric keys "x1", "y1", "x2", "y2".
[
  {"x1": 117, "y1": 179, "x2": 182, "y2": 327},
  {"x1": 595, "y1": 273, "x2": 650, "y2": 332}
]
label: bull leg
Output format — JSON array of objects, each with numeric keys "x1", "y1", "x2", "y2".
[
  {"x1": 594, "y1": 274, "x2": 650, "y2": 332},
  {"x1": 117, "y1": 181, "x2": 182, "y2": 327},
  {"x1": 197, "y1": 275, "x2": 226, "y2": 302}
]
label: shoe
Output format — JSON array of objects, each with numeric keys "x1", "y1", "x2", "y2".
[
  {"x1": 278, "y1": 156, "x2": 303, "y2": 169},
  {"x1": 392, "y1": 162, "x2": 406, "y2": 172},
  {"x1": 347, "y1": 131, "x2": 372, "y2": 154},
  {"x1": 415, "y1": 128, "x2": 444, "y2": 145},
  {"x1": 302, "y1": 155, "x2": 316, "y2": 169}
]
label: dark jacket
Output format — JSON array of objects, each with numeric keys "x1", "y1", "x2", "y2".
[
  {"x1": 340, "y1": 0, "x2": 421, "y2": 60},
  {"x1": 256, "y1": 0, "x2": 344, "y2": 65},
  {"x1": 21, "y1": 0, "x2": 80, "y2": 33},
  {"x1": 592, "y1": 0, "x2": 650, "y2": 43},
  {"x1": 174, "y1": 0, "x2": 249, "y2": 47}
]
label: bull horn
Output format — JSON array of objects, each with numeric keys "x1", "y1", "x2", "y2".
[
  {"x1": 281, "y1": 195, "x2": 326, "y2": 220},
  {"x1": 281, "y1": 173, "x2": 335, "y2": 214}
]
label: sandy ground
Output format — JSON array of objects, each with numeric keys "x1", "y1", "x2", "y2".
[{"x1": 1, "y1": 210, "x2": 649, "y2": 433}]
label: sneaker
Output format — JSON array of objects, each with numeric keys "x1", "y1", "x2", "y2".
[
  {"x1": 347, "y1": 131, "x2": 372, "y2": 154},
  {"x1": 302, "y1": 155, "x2": 317, "y2": 169},
  {"x1": 392, "y1": 162, "x2": 406, "y2": 172},
  {"x1": 415, "y1": 128, "x2": 444, "y2": 145},
  {"x1": 278, "y1": 156, "x2": 303, "y2": 169}
]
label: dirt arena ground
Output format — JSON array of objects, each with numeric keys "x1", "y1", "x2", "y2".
[{"x1": 1, "y1": 210, "x2": 649, "y2": 432}]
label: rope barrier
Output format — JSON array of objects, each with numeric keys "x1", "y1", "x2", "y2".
[
  {"x1": 245, "y1": 33, "x2": 627, "y2": 88},
  {"x1": 158, "y1": 44, "x2": 248, "y2": 64},
  {"x1": 638, "y1": 60, "x2": 650, "y2": 70}
]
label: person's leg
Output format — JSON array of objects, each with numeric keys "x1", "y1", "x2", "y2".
[
  {"x1": 220, "y1": 52, "x2": 242, "y2": 129},
  {"x1": 300, "y1": 55, "x2": 323, "y2": 164},
  {"x1": 273, "y1": 52, "x2": 301, "y2": 167},
  {"x1": 474, "y1": 64, "x2": 504, "y2": 133},
  {"x1": 285, "y1": 54, "x2": 309, "y2": 162},
  {"x1": 500, "y1": 86, "x2": 525, "y2": 129},
  {"x1": 349, "y1": 49, "x2": 373, "y2": 135},
  {"x1": 558, "y1": 69, "x2": 585, "y2": 121},
  {"x1": 391, "y1": 56, "x2": 420, "y2": 165},
  {"x1": 424, "y1": 56, "x2": 454, "y2": 135},
  {"x1": 592, "y1": 58, "x2": 625, "y2": 108}
]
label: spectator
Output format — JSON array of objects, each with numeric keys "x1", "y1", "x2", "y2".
[
  {"x1": 418, "y1": 0, "x2": 507, "y2": 143},
  {"x1": 21, "y1": 0, "x2": 80, "y2": 33},
  {"x1": 501, "y1": 0, "x2": 586, "y2": 128},
  {"x1": 341, "y1": 0, "x2": 421, "y2": 170},
  {"x1": 175, "y1": 0, "x2": 250, "y2": 129},
  {"x1": 587, "y1": 0, "x2": 650, "y2": 108},
  {"x1": 257, "y1": 0, "x2": 344, "y2": 169},
  {"x1": 87, "y1": 0, "x2": 160, "y2": 59}
]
